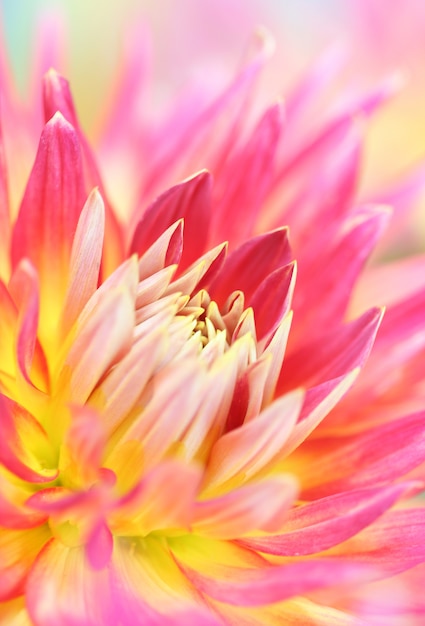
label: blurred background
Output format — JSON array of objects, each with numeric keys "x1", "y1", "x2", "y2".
[{"x1": 1, "y1": 0, "x2": 425, "y2": 194}]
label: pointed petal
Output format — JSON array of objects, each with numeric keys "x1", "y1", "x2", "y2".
[
  {"x1": 11, "y1": 112, "x2": 86, "y2": 293},
  {"x1": 61, "y1": 188, "x2": 105, "y2": 336},
  {"x1": 251, "y1": 261, "x2": 296, "y2": 339},
  {"x1": 179, "y1": 559, "x2": 374, "y2": 607},
  {"x1": 131, "y1": 171, "x2": 211, "y2": 271},
  {"x1": 114, "y1": 361, "x2": 207, "y2": 470},
  {"x1": 90, "y1": 329, "x2": 166, "y2": 434},
  {"x1": 55, "y1": 288, "x2": 134, "y2": 404},
  {"x1": 193, "y1": 474, "x2": 298, "y2": 539},
  {"x1": 42, "y1": 69, "x2": 124, "y2": 274},
  {"x1": 203, "y1": 389, "x2": 303, "y2": 494},
  {"x1": 292, "y1": 206, "x2": 390, "y2": 338},
  {"x1": 238, "y1": 483, "x2": 414, "y2": 556},
  {"x1": 328, "y1": 508, "x2": 425, "y2": 577},
  {"x1": 209, "y1": 228, "x2": 292, "y2": 307},
  {"x1": 166, "y1": 242, "x2": 227, "y2": 297},
  {"x1": 137, "y1": 220, "x2": 183, "y2": 280},
  {"x1": 211, "y1": 103, "x2": 283, "y2": 244},
  {"x1": 281, "y1": 370, "x2": 360, "y2": 456},
  {"x1": 278, "y1": 307, "x2": 383, "y2": 392},
  {"x1": 300, "y1": 411, "x2": 425, "y2": 498}
]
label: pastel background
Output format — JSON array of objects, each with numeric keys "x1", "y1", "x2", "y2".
[{"x1": 2, "y1": 0, "x2": 425, "y2": 192}]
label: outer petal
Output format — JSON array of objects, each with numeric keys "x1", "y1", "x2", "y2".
[
  {"x1": 11, "y1": 112, "x2": 86, "y2": 300},
  {"x1": 298, "y1": 411, "x2": 425, "y2": 498},
  {"x1": 211, "y1": 103, "x2": 283, "y2": 245},
  {"x1": 278, "y1": 307, "x2": 383, "y2": 392},
  {"x1": 327, "y1": 508, "x2": 425, "y2": 577},
  {"x1": 178, "y1": 558, "x2": 374, "y2": 607},
  {"x1": 237, "y1": 483, "x2": 414, "y2": 556},
  {"x1": 42, "y1": 69, "x2": 124, "y2": 273},
  {"x1": 291, "y1": 206, "x2": 390, "y2": 342}
]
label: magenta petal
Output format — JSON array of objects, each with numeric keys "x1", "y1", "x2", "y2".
[
  {"x1": 131, "y1": 171, "x2": 211, "y2": 271},
  {"x1": 209, "y1": 227, "x2": 292, "y2": 306},
  {"x1": 250, "y1": 261, "x2": 296, "y2": 339},
  {"x1": 11, "y1": 112, "x2": 86, "y2": 288}
]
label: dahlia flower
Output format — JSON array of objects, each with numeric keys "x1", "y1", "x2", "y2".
[{"x1": 1, "y1": 18, "x2": 425, "y2": 626}]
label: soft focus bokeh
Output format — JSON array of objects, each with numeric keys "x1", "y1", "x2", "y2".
[{"x1": 2, "y1": 0, "x2": 425, "y2": 239}]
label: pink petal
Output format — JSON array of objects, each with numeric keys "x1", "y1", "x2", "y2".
[
  {"x1": 115, "y1": 361, "x2": 208, "y2": 470},
  {"x1": 351, "y1": 253, "x2": 425, "y2": 313},
  {"x1": 179, "y1": 559, "x2": 374, "y2": 607},
  {"x1": 86, "y1": 520, "x2": 113, "y2": 571},
  {"x1": 278, "y1": 307, "x2": 383, "y2": 392},
  {"x1": 131, "y1": 171, "x2": 211, "y2": 271},
  {"x1": 211, "y1": 103, "x2": 283, "y2": 245},
  {"x1": 137, "y1": 220, "x2": 183, "y2": 280},
  {"x1": 0, "y1": 114, "x2": 10, "y2": 278},
  {"x1": 281, "y1": 370, "x2": 360, "y2": 456},
  {"x1": 193, "y1": 474, "x2": 298, "y2": 539},
  {"x1": 166, "y1": 242, "x2": 227, "y2": 297},
  {"x1": 209, "y1": 227, "x2": 292, "y2": 307},
  {"x1": 26, "y1": 540, "x2": 114, "y2": 626},
  {"x1": 65, "y1": 405, "x2": 106, "y2": 485},
  {"x1": 61, "y1": 188, "x2": 105, "y2": 336},
  {"x1": 29, "y1": 521, "x2": 212, "y2": 623},
  {"x1": 42, "y1": 69, "x2": 124, "y2": 275},
  {"x1": 203, "y1": 389, "x2": 303, "y2": 493},
  {"x1": 328, "y1": 508, "x2": 425, "y2": 577},
  {"x1": 238, "y1": 483, "x2": 414, "y2": 556},
  {"x1": 90, "y1": 329, "x2": 166, "y2": 435},
  {"x1": 8, "y1": 260, "x2": 49, "y2": 391},
  {"x1": 11, "y1": 112, "x2": 86, "y2": 292},
  {"x1": 142, "y1": 30, "x2": 272, "y2": 201},
  {"x1": 55, "y1": 288, "x2": 134, "y2": 404},
  {"x1": 291, "y1": 206, "x2": 390, "y2": 341},
  {"x1": 300, "y1": 411, "x2": 425, "y2": 498},
  {"x1": 250, "y1": 261, "x2": 296, "y2": 339}
]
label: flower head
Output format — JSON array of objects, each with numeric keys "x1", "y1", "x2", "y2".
[{"x1": 1, "y1": 17, "x2": 425, "y2": 626}]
